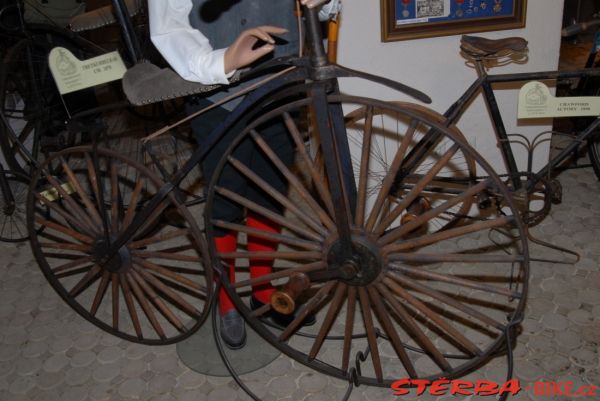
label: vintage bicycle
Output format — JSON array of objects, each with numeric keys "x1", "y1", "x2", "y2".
[
  {"x1": 0, "y1": 0, "x2": 200, "y2": 242},
  {"x1": 22, "y1": 2, "x2": 539, "y2": 394}
]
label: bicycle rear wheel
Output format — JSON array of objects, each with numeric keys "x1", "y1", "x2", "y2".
[
  {"x1": 206, "y1": 95, "x2": 529, "y2": 385},
  {"x1": 28, "y1": 146, "x2": 212, "y2": 344},
  {"x1": 0, "y1": 27, "x2": 100, "y2": 176}
]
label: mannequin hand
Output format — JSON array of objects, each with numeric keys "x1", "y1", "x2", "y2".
[
  {"x1": 300, "y1": 0, "x2": 330, "y2": 8},
  {"x1": 224, "y1": 26, "x2": 288, "y2": 74}
]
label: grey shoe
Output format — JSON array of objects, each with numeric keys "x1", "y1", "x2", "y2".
[{"x1": 219, "y1": 310, "x2": 246, "y2": 350}]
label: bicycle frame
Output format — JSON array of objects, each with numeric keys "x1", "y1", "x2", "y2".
[
  {"x1": 95, "y1": 5, "x2": 430, "y2": 271},
  {"x1": 407, "y1": 59, "x2": 600, "y2": 192}
]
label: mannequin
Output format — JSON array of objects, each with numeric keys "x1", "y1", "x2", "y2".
[{"x1": 148, "y1": 0, "x2": 339, "y2": 349}]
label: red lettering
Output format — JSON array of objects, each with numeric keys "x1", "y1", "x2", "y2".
[
  {"x1": 429, "y1": 378, "x2": 449, "y2": 396},
  {"x1": 475, "y1": 380, "x2": 500, "y2": 396},
  {"x1": 563, "y1": 382, "x2": 574, "y2": 397},
  {"x1": 498, "y1": 379, "x2": 521, "y2": 396},
  {"x1": 391, "y1": 379, "x2": 411, "y2": 396},
  {"x1": 413, "y1": 379, "x2": 430, "y2": 396},
  {"x1": 450, "y1": 380, "x2": 474, "y2": 396},
  {"x1": 534, "y1": 382, "x2": 547, "y2": 396},
  {"x1": 589, "y1": 385, "x2": 597, "y2": 396}
]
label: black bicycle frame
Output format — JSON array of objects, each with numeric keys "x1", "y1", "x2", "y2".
[
  {"x1": 402, "y1": 61, "x2": 600, "y2": 192},
  {"x1": 98, "y1": 6, "x2": 362, "y2": 265}
]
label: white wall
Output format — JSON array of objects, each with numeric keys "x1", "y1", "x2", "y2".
[{"x1": 337, "y1": 0, "x2": 565, "y2": 174}]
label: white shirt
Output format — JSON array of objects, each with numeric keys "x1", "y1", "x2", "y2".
[{"x1": 148, "y1": 0, "x2": 340, "y2": 85}]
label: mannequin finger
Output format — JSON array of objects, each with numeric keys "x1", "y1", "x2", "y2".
[
  {"x1": 257, "y1": 26, "x2": 289, "y2": 35},
  {"x1": 251, "y1": 44, "x2": 276, "y2": 60},
  {"x1": 244, "y1": 28, "x2": 275, "y2": 44}
]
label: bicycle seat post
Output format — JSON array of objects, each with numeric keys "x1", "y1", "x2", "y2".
[{"x1": 304, "y1": 6, "x2": 327, "y2": 68}]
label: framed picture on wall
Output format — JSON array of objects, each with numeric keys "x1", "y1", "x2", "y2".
[{"x1": 381, "y1": 0, "x2": 527, "y2": 42}]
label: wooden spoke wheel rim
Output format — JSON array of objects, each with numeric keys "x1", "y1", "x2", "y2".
[
  {"x1": 206, "y1": 95, "x2": 529, "y2": 385},
  {"x1": 27, "y1": 146, "x2": 211, "y2": 344}
]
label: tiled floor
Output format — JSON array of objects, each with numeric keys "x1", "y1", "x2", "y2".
[{"x1": 1, "y1": 162, "x2": 599, "y2": 401}]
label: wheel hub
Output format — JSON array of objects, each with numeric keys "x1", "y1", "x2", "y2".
[
  {"x1": 2, "y1": 205, "x2": 15, "y2": 216},
  {"x1": 327, "y1": 236, "x2": 383, "y2": 286},
  {"x1": 93, "y1": 237, "x2": 132, "y2": 273}
]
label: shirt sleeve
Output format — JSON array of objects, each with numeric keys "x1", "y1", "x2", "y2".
[
  {"x1": 319, "y1": 0, "x2": 341, "y2": 21},
  {"x1": 148, "y1": 0, "x2": 232, "y2": 85}
]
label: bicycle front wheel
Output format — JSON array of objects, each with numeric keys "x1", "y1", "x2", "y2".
[{"x1": 205, "y1": 94, "x2": 529, "y2": 385}]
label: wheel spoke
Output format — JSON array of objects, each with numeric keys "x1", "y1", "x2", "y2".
[
  {"x1": 355, "y1": 106, "x2": 374, "y2": 226},
  {"x1": 215, "y1": 186, "x2": 323, "y2": 242},
  {"x1": 132, "y1": 264, "x2": 200, "y2": 317},
  {"x1": 33, "y1": 191, "x2": 96, "y2": 238},
  {"x1": 250, "y1": 129, "x2": 336, "y2": 232},
  {"x1": 278, "y1": 281, "x2": 336, "y2": 342},
  {"x1": 130, "y1": 228, "x2": 191, "y2": 249},
  {"x1": 122, "y1": 178, "x2": 144, "y2": 230},
  {"x1": 357, "y1": 287, "x2": 383, "y2": 382},
  {"x1": 84, "y1": 153, "x2": 102, "y2": 215},
  {"x1": 233, "y1": 261, "x2": 326, "y2": 289},
  {"x1": 342, "y1": 286, "x2": 356, "y2": 372},
  {"x1": 374, "y1": 284, "x2": 450, "y2": 372},
  {"x1": 387, "y1": 272, "x2": 505, "y2": 330},
  {"x1": 120, "y1": 273, "x2": 143, "y2": 339},
  {"x1": 112, "y1": 273, "x2": 119, "y2": 330},
  {"x1": 217, "y1": 250, "x2": 321, "y2": 261},
  {"x1": 35, "y1": 216, "x2": 94, "y2": 244},
  {"x1": 126, "y1": 273, "x2": 167, "y2": 340},
  {"x1": 389, "y1": 263, "x2": 522, "y2": 299},
  {"x1": 373, "y1": 144, "x2": 459, "y2": 236},
  {"x1": 213, "y1": 220, "x2": 321, "y2": 251},
  {"x1": 60, "y1": 156, "x2": 103, "y2": 226},
  {"x1": 110, "y1": 162, "x2": 120, "y2": 234},
  {"x1": 308, "y1": 283, "x2": 346, "y2": 360},
  {"x1": 283, "y1": 112, "x2": 335, "y2": 216},
  {"x1": 383, "y1": 216, "x2": 514, "y2": 254},
  {"x1": 378, "y1": 178, "x2": 491, "y2": 245},
  {"x1": 227, "y1": 155, "x2": 328, "y2": 236},
  {"x1": 133, "y1": 257, "x2": 205, "y2": 293},
  {"x1": 130, "y1": 270, "x2": 185, "y2": 332},
  {"x1": 69, "y1": 264, "x2": 101, "y2": 297},
  {"x1": 41, "y1": 242, "x2": 91, "y2": 252},
  {"x1": 131, "y1": 250, "x2": 201, "y2": 263},
  {"x1": 50, "y1": 256, "x2": 94, "y2": 273},
  {"x1": 387, "y1": 252, "x2": 524, "y2": 264},
  {"x1": 90, "y1": 271, "x2": 111, "y2": 316},
  {"x1": 382, "y1": 277, "x2": 481, "y2": 356},
  {"x1": 365, "y1": 120, "x2": 417, "y2": 231}
]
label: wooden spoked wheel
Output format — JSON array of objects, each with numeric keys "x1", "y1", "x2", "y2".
[
  {"x1": 27, "y1": 146, "x2": 211, "y2": 344},
  {"x1": 0, "y1": 170, "x2": 34, "y2": 242},
  {"x1": 206, "y1": 96, "x2": 529, "y2": 385}
]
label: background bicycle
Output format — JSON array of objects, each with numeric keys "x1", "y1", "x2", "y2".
[{"x1": 0, "y1": 0, "x2": 202, "y2": 242}]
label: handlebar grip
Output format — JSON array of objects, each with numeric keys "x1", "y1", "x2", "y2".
[
  {"x1": 270, "y1": 272, "x2": 310, "y2": 315},
  {"x1": 562, "y1": 19, "x2": 600, "y2": 37},
  {"x1": 562, "y1": 23, "x2": 584, "y2": 37}
]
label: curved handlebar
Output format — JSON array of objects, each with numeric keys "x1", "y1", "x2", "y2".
[{"x1": 562, "y1": 19, "x2": 600, "y2": 37}]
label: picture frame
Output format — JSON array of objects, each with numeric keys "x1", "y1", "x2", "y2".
[{"x1": 381, "y1": 0, "x2": 527, "y2": 42}]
